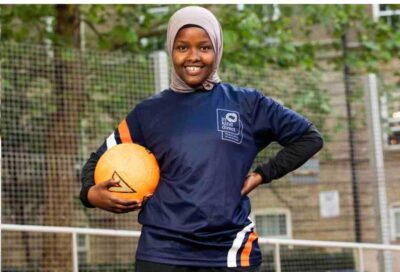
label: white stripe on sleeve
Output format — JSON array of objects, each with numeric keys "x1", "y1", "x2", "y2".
[{"x1": 106, "y1": 132, "x2": 117, "y2": 149}]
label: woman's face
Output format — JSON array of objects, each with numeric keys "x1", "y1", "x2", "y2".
[{"x1": 172, "y1": 26, "x2": 215, "y2": 88}]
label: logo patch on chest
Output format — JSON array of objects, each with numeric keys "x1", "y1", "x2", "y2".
[{"x1": 216, "y1": 109, "x2": 243, "y2": 144}]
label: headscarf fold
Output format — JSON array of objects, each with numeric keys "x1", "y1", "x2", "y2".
[{"x1": 167, "y1": 6, "x2": 223, "y2": 92}]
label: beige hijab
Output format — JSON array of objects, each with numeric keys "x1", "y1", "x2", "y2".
[{"x1": 167, "y1": 6, "x2": 223, "y2": 92}]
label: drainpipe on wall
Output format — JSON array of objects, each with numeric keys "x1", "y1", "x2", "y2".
[{"x1": 341, "y1": 32, "x2": 362, "y2": 243}]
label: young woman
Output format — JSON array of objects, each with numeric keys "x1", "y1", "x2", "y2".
[{"x1": 80, "y1": 6, "x2": 324, "y2": 272}]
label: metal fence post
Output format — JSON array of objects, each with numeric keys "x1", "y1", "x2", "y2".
[
  {"x1": 363, "y1": 73, "x2": 392, "y2": 272},
  {"x1": 358, "y1": 247, "x2": 364, "y2": 272},
  {"x1": 72, "y1": 232, "x2": 79, "y2": 272},
  {"x1": 151, "y1": 51, "x2": 169, "y2": 93},
  {"x1": 274, "y1": 243, "x2": 281, "y2": 272}
]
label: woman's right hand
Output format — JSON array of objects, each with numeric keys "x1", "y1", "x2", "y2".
[{"x1": 87, "y1": 179, "x2": 142, "y2": 213}]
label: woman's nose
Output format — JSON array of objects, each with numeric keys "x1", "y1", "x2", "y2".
[{"x1": 187, "y1": 48, "x2": 200, "y2": 62}]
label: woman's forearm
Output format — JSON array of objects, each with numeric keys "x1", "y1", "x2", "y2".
[{"x1": 254, "y1": 124, "x2": 324, "y2": 184}]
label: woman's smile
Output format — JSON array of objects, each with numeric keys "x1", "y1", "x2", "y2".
[{"x1": 184, "y1": 65, "x2": 204, "y2": 76}]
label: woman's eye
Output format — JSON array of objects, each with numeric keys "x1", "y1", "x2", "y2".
[
  {"x1": 200, "y1": 46, "x2": 210, "y2": 51},
  {"x1": 177, "y1": 46, "x2": 187, "y2": 52}
]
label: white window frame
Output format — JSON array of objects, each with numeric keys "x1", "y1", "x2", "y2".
[
  {"x1": 380, "y1": 92, "x2": 400, "y2": 151},
  {"x1": 251, "y1": 208, "x2": 292, "y2": 239},
  {"x1": 373, "y1": 4, "x2": 400, "y2": 25},
  {"x1": 390, "y1": 203, "x2": 400, "y2": 241}
]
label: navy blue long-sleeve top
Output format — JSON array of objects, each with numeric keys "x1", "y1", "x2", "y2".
[{"x1": 80, "y1": 83, "x2": 323, "y2": 267}]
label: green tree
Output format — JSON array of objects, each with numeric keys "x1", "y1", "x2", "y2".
[
  {"x1": 2, "y1": 4, "x2": 399, "y2": 70},
  {"x1": 1, "y1": 4, "x2": 83, "y2": 270},
  {"x1": 41, "y1": 5, "x2": 82, "y2": 270}
]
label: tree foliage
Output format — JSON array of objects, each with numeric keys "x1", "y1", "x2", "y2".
[
  {"x1": 300, "y1": 4, "x2": 400, "y2": 72},
  {"x1": 2, "y1": 4, "x2": 399, "y2": 71}
]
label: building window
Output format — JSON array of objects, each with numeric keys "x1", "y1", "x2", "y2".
[
  {"x1": 381, "y1": 89, "x2": 400, "y2": 150},
  {"x1": 390, "y1": 205, "x2": 400, "y2": 241},
  {"x1": 290, "y1": 158, "x2": 320, "y2": 184},
  {"x1": 373, "y1": 5, "x2": 400, "y2": 149},
  {"x1": 252, "y1": 208, "x2": 292, "y2": 239},
  {"x1": 378, "y1": 4, "x2": 400, "y2": 29}
]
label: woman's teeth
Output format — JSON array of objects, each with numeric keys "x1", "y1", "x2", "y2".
[{"x1": 186, "y1": 66, "x2": 200, "y2": 72}]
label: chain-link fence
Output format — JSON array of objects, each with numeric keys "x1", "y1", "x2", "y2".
[{"x1": 1, "y1": 42, "x2": 400, "y2": 271}]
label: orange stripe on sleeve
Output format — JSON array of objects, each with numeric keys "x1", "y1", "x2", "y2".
[
  {"x1": 118, "y1": 119, "x2": 133, "y2": 143},
  {"x1": 240, "y1": 231, "x2": 258, "y2": 267}
]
